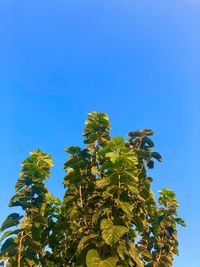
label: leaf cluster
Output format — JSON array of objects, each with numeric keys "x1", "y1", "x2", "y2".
[{"x1": 0, "y1": 113, "x2": 185, "y2": 267}]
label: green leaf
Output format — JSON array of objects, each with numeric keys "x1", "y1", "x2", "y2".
[
  {"x1": 133, "y1": 216, "x2": 145, "y2": 232},
  {"x1": 117, "y1": 239, "x2": 127, "y2": 260},
  {"x1": 127, "y1": 129, "x2": 153, "y2": 138},
  {"x1": 20, "y1": 149, "x2": 53, "y2": 182},
  {"x1": 141, "y1": 129, "x2": 154, "y2": 136},
  {"x1": 142, "y1": 136, "x2": 154, "y2": 148},
  {"x1": 96, "y1": 178, "x2": 109, "y2": 188},
  {"x1": 24, "y1": 236, "x2": 41, "y2": 249},
  {"x1": 83, "y1": 112, "x2": 111, "y2": 146},
  {"x1": 77, "y1": 234, "x2": 98, "y2": 254},
  {"x1": 86, "y1": 249, "x2": 117, "y2": 267},
  {"x1": 0, "y1": 229, "x2": 20, "y2": 242},
  {"x1": 65, "y1": 146, "x2": 82, "y2": 154},
  {"x1": 147, "y1": 160, "x2": 154, "y2": 169},
  {"x1": 15, "y1": 174, "x2": 32, "y2": 191},
  {"x1": 1, "y1": 213, "x2": 22, "y2": 232},
  {"x1": 158, "y1": 188, "x2": 179, "y2": 208},
  {"x1": 129, "y1": 243, "x2": 145, "y2": 267},
  {"x1": 151, "y1": 152, "x2": 162, "y2": 162},
  {"x1": 1, "y1": 237, "x2": 18, "y2": 254},
  {"x1": 175, "y1": 218, "x2": 186, "y2": 227},
  {"x1": 29, "y1": 149, "x2": 53, "y2": 167},
  {"x1": 127, "y1": 184, "x2": 139, "y2": 195},
  {"x1": 24, "y1": 258, "x2": 38, "y2": 266},
  {"x1": 115, "y1": 200, "x2": 133, "y2": 218},
  {"x1": 100, "y1": 219, "x2": 128, "y2": 245},
  {"x1": 31, "y1": 213, "x2": 48, "y2": 227}
]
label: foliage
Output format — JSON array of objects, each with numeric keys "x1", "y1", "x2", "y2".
[{"x1": 0, "y1": 112, "x2": 185, "y2": 267}]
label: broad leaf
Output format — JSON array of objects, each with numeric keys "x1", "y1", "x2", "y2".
[
  {"x1": 100, "y1": 219, "x2": 128, "y2": 245},
  {"x1": 1, "y1": 213, "x2": 22, "y2": 232},
  {"x1": 86, "y1": 249, "x2": 117, "y2": 267}
]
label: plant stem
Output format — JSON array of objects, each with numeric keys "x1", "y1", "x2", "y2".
[
  {"x1": 79, "y1": 185, "x2": 87, "y2": 226},
  {"x1": 79, "y1": 185, "x2": 83, "y2": 209},
  {"x1": 118, "y1": 174, "x2": 121, "y2": 199},
  {"x1": 156, "y1": 249, "x2": 162, "y2": 266},
  {"x1": 18, "y1": 231, "x2": 24, "y2": 267}
]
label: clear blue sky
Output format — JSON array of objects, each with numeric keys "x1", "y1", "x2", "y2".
[{"x1": 0, "y1": 1, "x2": 199, "y2": 266}]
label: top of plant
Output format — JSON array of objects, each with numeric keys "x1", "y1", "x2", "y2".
[{"x1": 0, "y1": 112, "x2": 185, "y2": 267}]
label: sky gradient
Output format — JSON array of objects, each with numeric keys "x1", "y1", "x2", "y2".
[{"x1": 0, "y1": 1, "x2": 200, "y2": 266}]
